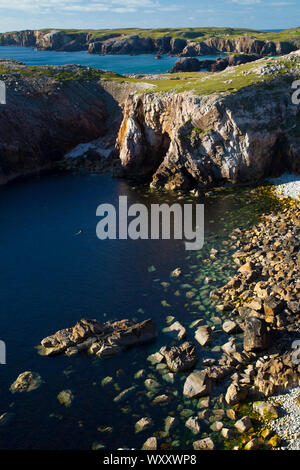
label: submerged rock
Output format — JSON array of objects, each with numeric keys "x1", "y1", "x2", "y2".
[
  {"x1": 142, "y1": 436, "x2": 157, "y2": 450},
  {"x1": 57, "y1": 389, "x2": 74, "y2": 407},
  {"x1": 135, "y1": 417, "x2": 153, "y2": 433},
  {"x1": 193, "y1": 437, "x2": 214, "y2": 450},
  {"x1": 164, "y1": 416, "x2": 177, "y2": 434},
  {"x1": 113, "y1": 386, "x2": 137, "y2": 403},
  {"x1": 164, "y1": 321, "x2": 186, "y2": 340},
  {"x1": 0, "y1": 412, "x2": 15, "y2": 426},
  {"x1": 10, "y1": 371, "x2": 42, "y2": 393},
  {"x1": 245, "y1": 438, "x2": 260, "y2": 450},
  {"x1": 171, "y1": 268, "x2": 182, "y2": 277},
  {"x1": 185, "y1": 416, "x2": 201, "y2": 434}
]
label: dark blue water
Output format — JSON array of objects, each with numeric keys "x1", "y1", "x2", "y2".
[
  {"x1": 0, "y1": 172, "x2": 276, "y2": 450},
  {"x1": 0, "y1": 46, "x2": 224, "y2": 74}
]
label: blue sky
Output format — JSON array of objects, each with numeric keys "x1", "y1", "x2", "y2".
[{"x1": 0, "y1": 0, "x2": 299, "y2": 33}]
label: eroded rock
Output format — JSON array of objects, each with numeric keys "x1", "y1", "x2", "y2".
[
  {"x1": 39, "y1": 318, "x2": 157, "y2": 358},
  {"x1": 160, "y1": 342, "x2": 197, "y2": 373},
  {"x1": 10, "y1": 371, "x2": 42, "y2": 393}
]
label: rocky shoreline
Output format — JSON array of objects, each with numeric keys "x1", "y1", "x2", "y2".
[
  {"x1": 8, "y1": 193, "x2": 296, "y2": 450},
  {"x1": 0, "y1": 29, "x2": 297, "y2": 57},
  {"x1": 1, "y1": 43, "x2": 299, "y2": 450},
  {"x1": 5, "y1": 185, "x2": 299, "y2": 450}
]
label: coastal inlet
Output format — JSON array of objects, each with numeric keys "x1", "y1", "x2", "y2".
[{"x1": 0, "y1": 173, "x2": 298, "y2": 450}]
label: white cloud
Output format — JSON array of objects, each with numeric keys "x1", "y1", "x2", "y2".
[
  {"x1": 268, "y1": 2, "x2": 295, "y2": 5},
  {"x1": 0, "y1": 0, "x2": 160, "y2": 13},
  {"x1": 231, "y1": 0, "x2": 261, "y2": 4}
]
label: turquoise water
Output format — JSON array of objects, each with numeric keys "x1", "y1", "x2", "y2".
[
  {"x1": 0, "y1": 46, "x2": 223, "y2": 74},
  {"x1": 0, "y1": 172, "x2": 276, "y2": 450}
]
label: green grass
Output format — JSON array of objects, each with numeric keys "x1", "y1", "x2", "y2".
[
  {"x1": 0, "y1": 54, "x2": 299, "y2": 96},
  {"x1": 115, "y1": 55, "x2": 300, "y2": 95},
  {"x1": 0, "y1": 64, "x2": 120, "y2": 82}
]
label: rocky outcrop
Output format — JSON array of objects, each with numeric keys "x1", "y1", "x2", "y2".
[
  {"x1": 117, "y1": 56, "x2": 300, "y2": 189},
  {"x1": 39, "y1": 318, "x2": 158, "y2": 357},
  {"x1": 169, "y1": 57, "x2": 214, "y2": 73},
  {"x1": 168, "y1": 54, "x2": 260, "y2": 73},
  {"x1": 10, "y1": 371, "x2": 42, "y2": 393}
]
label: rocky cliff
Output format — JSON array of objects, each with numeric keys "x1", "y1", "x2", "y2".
[
  {"x1": 116, "y1": 54, "x2": 300, "y2": 189},
  {"x1": 0, "y1": 29, "x2": 298, "y2": 57},
  {"x1": 0, "y1": 62, "x2": 110, "y2": 184},
  {"x1": 1, "y1": 53, "x2": 300, "y2": 188},
  {"x1": 0, "y1": 61, "x2": 151, "y2": 184}
]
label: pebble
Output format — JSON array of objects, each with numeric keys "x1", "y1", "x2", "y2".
[{"x1": 268, "y1": 387, "x2": 300, "y2": 450}]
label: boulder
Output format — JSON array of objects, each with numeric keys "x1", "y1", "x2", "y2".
[
  {"x1": 222, "y1": 320, "x2": 238, "y2": 334},
  {"x1": 234, "y1": 416, "x2": 252, "y2": 433},
  {"x1": 253, "y1": 401, "x2": 279, "y2": 420},
  {"x1": 264, "y1": 297, "x2": 284, "y2": 323},
  {"x1": 221, "y1": 428, "x2": 234, "y2": 439},
  {"x1": 245, "y1": 438, "x2": 260, "y2": 450},
  {"x1": 183, "y1": 370, "x2": 212, "y2": 398},
  {"x1": 185, "y1": 416, "x2": 201, "y2": 434},
  {"x1": 111, "y1": 319, "x2": 158, "y2": 347},
  {"x1": 10, "y1": 371, "x2": 42, "y2": 393},
  {"x1": 243, "y1": 317, "x2": 269, "y2": 352},
  {"x1": 210, "y1": 421, "x2": 223, "y2": 432},
  {"x1": 142, "y1": 437, "x2": 157, "y2": 450},
  {"x1": 135, "y1": 417, "x2": 153, "y2": 433},
  {"x1": 221, "y1": 337, "x2": 237, "y2": 355},
  {"x1": 225, "y1": 383, "x2": 248, "y2": 405},
  {"x1": 160, "y1": 342, "x2": 197, "y2": 373},
  {"x1": 194, "y1": 326, "x2": 212, "y2": 347},
  {"x1": 165, "y1": 321, "x2": 186, "y2": 340},
  {"x1": 193, "y1": 437, "x2": 214, "y2": 450}
]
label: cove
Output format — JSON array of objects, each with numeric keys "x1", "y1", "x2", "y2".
[{"x1": 0, "y1": 171, "x2": 279, "y2": 450}]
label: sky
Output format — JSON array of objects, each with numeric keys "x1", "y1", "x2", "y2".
[{"x1": 0, "y1": 0, "x2": 299, "y2": 33}]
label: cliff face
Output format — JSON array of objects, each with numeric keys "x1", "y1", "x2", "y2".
[
  {"x1": 0, "y1": 62, "x2": 153, "y2": 185},
  {"x1": 0, "y1": 66, "x2": 109, "y2": 184},
  {"x1": 0, "y1": 30, "x2": 91, "y2": 51},
  {"x1": 0, "y1": 30, "x2": 297, "y2": 57},
  {"x1": 182, "y1": 36, "x2": 296, "y2": 57},
  {"x1": 87, "y1": 35, "x2": 297, "y2": 57},
  {"x1": 116, "y1": 75, "x2": 300, "y2": 189},
  {"x1": 1, "y1": 55, "x2": 300, "y2": 188}
]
